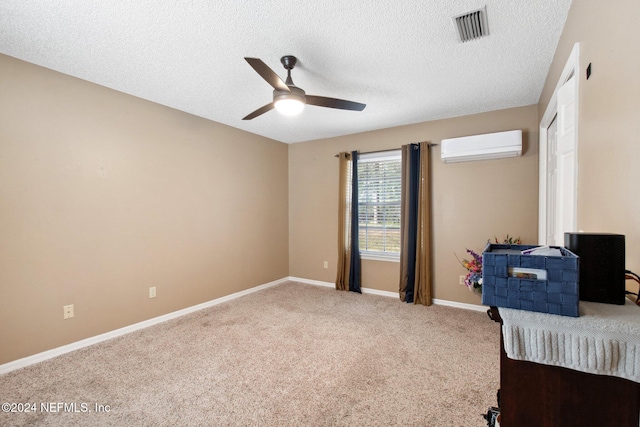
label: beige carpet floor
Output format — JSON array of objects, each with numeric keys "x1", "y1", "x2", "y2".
[{"x1": 0, "y1": 281, "x2": 500, "y2": 426}]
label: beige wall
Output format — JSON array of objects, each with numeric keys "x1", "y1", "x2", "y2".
[
  {"x1": 0, "y1": 55, "x2": 289, "y2": 364},
  {"x1": 539, "y1": 0, "x2": 640, "y2": 275},
  {"x1": 289, "y1": 105, "x2": 539, "y2": 304}
]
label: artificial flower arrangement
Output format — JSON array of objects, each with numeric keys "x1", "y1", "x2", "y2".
[{"x1": 457, "y1": 235, "x2": 521, "y2": 293}]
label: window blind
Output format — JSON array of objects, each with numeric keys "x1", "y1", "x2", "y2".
[{"x1": 357, "y1": 151, "x2": 401, "y2": 257}]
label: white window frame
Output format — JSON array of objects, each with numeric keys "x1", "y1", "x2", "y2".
[{"x1": 357, "y1": 150, "x2": 401, "y2": 262}]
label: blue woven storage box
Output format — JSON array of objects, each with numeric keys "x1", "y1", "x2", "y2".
[{"x1": 481, "y1": 243, "x2": 580, "y2": 317}]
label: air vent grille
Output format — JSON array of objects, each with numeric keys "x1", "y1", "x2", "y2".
[{"x1": 453, "y1": 7, "x2": 488, "y2": 42}]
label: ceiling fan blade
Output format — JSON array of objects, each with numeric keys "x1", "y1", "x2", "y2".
[
  {"x1": 242, "y1": 102, "x2": 275, "y2": 120},
  {"x1": 244, "y1": 58, "x2": 290, "y2": 92},
  {"x1": 306, "y1": 95, "x2": 366, "y2": 111}
]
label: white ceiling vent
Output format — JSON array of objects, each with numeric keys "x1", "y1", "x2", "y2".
[{"x1": 453, "y1": 6, "x2": 489, "y2": 42}]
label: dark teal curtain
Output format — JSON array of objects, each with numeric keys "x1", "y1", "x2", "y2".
[
  {"x1": 403, "y1": 144, "x2": 421, "y2": 303},
  {"x1": 348, "y1": 150, "x2": 361, "y2": 293}
]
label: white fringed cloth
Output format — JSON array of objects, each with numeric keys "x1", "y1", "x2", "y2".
[{"x1": 499, "y1": 300, "x2": 640, "y2": 383}]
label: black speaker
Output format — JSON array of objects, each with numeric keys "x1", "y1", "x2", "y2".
[{"x1": 564, "y1": 232, "x2": 625, "y2": 305}]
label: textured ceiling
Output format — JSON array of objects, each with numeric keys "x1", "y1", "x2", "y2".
[{"x1": 0, "y1": 1, "x2": 572, "y2": 144}]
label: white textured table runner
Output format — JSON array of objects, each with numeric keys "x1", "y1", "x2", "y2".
[{"x1": 499, "y1": 299, "x2": 640, "y2": 383}]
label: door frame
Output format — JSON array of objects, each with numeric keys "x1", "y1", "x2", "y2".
[{"x1": 538, "y1": 43, "x2": 580, "y2": 244}]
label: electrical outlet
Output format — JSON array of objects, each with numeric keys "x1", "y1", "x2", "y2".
[
  {"x1": 323, "y1": 261, "x2": 328, "y2": 269},
  {"x1": 459, "y1": 275, "x2": 466, "y2": 286},
  {"x1": 63, "y1": 304, "x2": 74, "y2": 319},
  {"x1": 149, "y1": 286, "x2": 156, "y2": 298}
]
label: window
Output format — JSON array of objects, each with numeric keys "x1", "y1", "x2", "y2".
[{"x1": 357, "y1": 151, "x2": 401, "y2": 261}]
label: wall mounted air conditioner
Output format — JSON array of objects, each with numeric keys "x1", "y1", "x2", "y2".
[{"x1": 440, "y1": 129, "x2": 522, "y2": 163}]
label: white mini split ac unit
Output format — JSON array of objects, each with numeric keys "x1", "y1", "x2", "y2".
[{"x1": 440, "y1": 129, "x2": 523, "y2": 163}]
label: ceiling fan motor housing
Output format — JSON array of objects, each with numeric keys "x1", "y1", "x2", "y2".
[{"x1": 273, "y1": 85, "x2": 305, "y2": 103}]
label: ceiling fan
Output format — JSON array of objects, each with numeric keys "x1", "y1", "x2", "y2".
[{"x1": 242, "y1": 55, "x2": 366, "y2": 120}]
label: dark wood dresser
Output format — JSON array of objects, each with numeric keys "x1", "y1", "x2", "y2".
[{"x1": 488, "y1": 306, "x2": 640, "y2": 426}]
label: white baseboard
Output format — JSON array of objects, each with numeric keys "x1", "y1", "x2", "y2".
[
  {"x1": 1, "y1": 276, "x2": 486, "y2": 374},
  {"x1": 0, "y1": 277, "x2": 288, "y2": 375},
  {"x1": 288, "y1": 276, "x2": 487, "y2": 312},
  {"x1": 288, "y1": 276, "x2": 335, "y2": 289},
  {"x1": 432, "y1": 298, "x2": 487, "y2": 312}
]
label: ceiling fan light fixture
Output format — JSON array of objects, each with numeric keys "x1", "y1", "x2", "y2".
[{"x1": 274, "y1": 94, "x2": 305, "y2": 116}]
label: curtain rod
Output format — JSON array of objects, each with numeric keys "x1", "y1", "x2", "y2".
[{"x1": 334, "y1": 142, "x2": 438, "y2": 158}]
